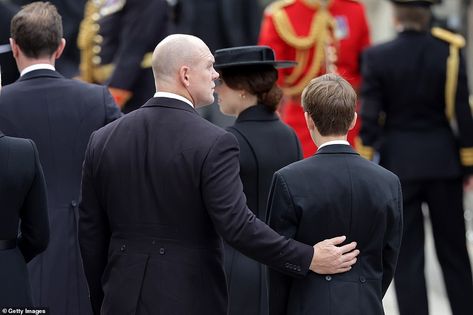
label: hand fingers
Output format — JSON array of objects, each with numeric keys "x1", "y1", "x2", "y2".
[
  {"x1": 325, "y1": 235, "x2": 346, "y2": 245},
  {"x1": 338, "y1": 241, "x2": 358, "y2": 254},
  {"x1": 338, "y1": 257, "x2": 358, "y2": 269}
]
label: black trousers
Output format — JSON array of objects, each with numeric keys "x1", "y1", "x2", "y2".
[{"x1": 394, "y1": 178, "x2": 473, "y2": 315}]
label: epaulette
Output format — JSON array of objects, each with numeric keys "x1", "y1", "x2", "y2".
[
  {"x1": 265, "y1": 0, "x2": 295, "y2": 15},
  {"x1": 431, "y1": 27, "x2": 465, "y2": 48},
  {"x1": 431, "y1": 27, "x2": 465, "y2": 122}
]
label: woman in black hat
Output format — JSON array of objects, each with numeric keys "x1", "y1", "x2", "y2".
[{"x1": 214, "y1": 45, "x2": 302, "y2": 315}]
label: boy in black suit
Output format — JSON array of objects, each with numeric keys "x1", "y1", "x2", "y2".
[{"x1": 267, "y1": 74, "x2": 403, "y2": 315}]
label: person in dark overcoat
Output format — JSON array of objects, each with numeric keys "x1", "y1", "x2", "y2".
[
  {"x1": 78, "y1": 34, "x2": 360, "y2": 315},
  {"x1": 213, "y1": 45, "x2": 302, "y2": 315},
  {"x1": 357, "y1": 1, "x2": 473, "y2": 314},
  {"x1": 0, "y1": 131, "x2": 49, "y2": 307},
  {"x1": 267, "y1": 74, "x2": 403, "y2": 315},
  {"x1": 0, "y1": 3, "x2": 122, "y2": 314}
]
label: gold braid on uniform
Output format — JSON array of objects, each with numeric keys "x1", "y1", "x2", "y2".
[
  {"x1": 270, "y1": 0, "x2": 337, "y2": 96},
  {"x1": 77, "y1": 0, "x2": 102, "y2": 82},
  {"x1": 460, "y1": 148, "x2": 473, "y2": 166},
  {"x1": 431, "y1": 27, "x2": 465, "y2": 122}
]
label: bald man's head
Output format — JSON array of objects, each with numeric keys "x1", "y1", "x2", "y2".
[
  {"x1": 151, "y1": 34, "x2": 219, "y2": 107},
  {"x1": 152, "y1": 34, "x2": 206, "y2": 83}
]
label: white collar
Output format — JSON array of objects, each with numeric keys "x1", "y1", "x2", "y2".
[
  {"x1": 318, "y1": 140, "x2": 350, "y2": 149},
  {"x1": 20, "y1": 64, "x2": 56, "y2": 77},
  {"x1": 154, "y1": 92, "x2": 194, "y2": 108}
]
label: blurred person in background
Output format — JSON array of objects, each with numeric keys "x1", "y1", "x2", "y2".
[
  {"x1": 0, "y1": 0, "x2": 20, "y2": 85},
  {"x1": 358, "y1": 1, "x2": 473, "y2": 314},
  {"x1": 168, "y1": 0, "x2": 264, "y2": 128},
  {"x1": 214, "y1": 45, "x2": 302, "y2": 315},
  {"x1": 0, "y1": 2, "x2": 122, "y2": 314},
  {"x1": 259, "y1": 0, "x2": 371, "y2": 157},
  {"x1": 78, "y1": 0, "x2": 169, "y2": 113},
  {"x1": 0, "y1": 67, "x2": 49, "y2": 308}
]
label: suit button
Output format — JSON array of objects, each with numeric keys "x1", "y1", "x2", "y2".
[
  {"x1": 120, "y1": 245, "x2": 126, "y2": 252},
  {"x1": 296, "y1": 266, "x2": 301, "y2": 272},
  {"x1": 71, "y1": 200, "x2": 77, "y2": 208},
  {"x1": 360, "y1": 276, "x2": 366, "y2": 283},
  {"x1": 151, "y1": 240, "x2": 156, "y2": 245},
  {"x1": 159, "y1": 248, "x2": 165, "y2": 255},
  {"x1": 284, "y1": 263, "x2": 290, "y2": 268},
  {"x1": 325, "y1": 276, "x2": 332, "y2": 281}
]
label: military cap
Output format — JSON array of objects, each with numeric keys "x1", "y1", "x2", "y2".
[{"x1": 214, "y1": 46, "x2": 296, "y2": 69}]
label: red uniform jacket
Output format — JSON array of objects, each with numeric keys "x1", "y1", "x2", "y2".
[{"x1": 259, "y1": 0, "x2": 370, "y2": 157}]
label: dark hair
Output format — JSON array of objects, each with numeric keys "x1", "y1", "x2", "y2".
[
  {"x1": 10, "y1": 2, "x2": 63, "y2": 58},
  {"x1": 219, "y1": 65, "x2": 282, "y2": 112},
  {"x1": 393, "y1": 4, "x2": 431, "y2": 31},
  {"x1": 302, "y1": 74, "x2": 356, "y2": 136}
]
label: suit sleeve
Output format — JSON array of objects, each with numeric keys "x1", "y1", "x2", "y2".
[
  {"x1": 18, "y1": 140, "x2": 49, "y2": 263},
  {"x1": 102, "y1": 86, "x2": 123, "y2": 124},
  {"x1": 358, "y1": 49, "x2": 383, "y2": 160},
  {"x1": 201, "y1": 132, "x2": 313, "y2": 277},
  {"x1": 381, "y1": 177, "x2": 403, "y2": 296},
  {"x1": 108, "y1": 0, "x2": 168, "y2": 91},
  {"x1": 78, "y1": 132, "x2": 111, "y2": 314},
  {"x1": 266, "y1": 172, "x2": 301, "y2": 315},
  {"x1": 455, "y1": 50, "x2": 473, "y2": 175}
]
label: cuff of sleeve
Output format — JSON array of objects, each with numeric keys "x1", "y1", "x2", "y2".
[{"x1": 460, "y1": 147, "x2": 473, "y2": 167}]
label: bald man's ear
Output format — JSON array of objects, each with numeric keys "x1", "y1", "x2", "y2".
[{"x1": 179, "y1": 66, "x2": 190, "y2": 87}]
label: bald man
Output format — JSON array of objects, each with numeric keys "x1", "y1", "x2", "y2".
[{"x1": 78, "y1": 34, "x2": 359, "y2": 315}]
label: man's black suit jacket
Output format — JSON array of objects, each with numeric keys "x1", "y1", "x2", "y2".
[
  {"x1": 267, "y1": 144, "x2": 403, "y2": 315},
  {"x1": 0, "y1": 69, "x2": 122, "y2": 315},
  {"x1": 78, "y1": 97, "x2": 313, "y2": 315}
]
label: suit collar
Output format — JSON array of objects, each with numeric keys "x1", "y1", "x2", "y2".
[
  {"x1": 236, "y1": 104, "x2": 278, "y2": 122},
  {"x1": 141, "y1": 97, "x2": 199, "y2": 114},
  {"x1": 18, "y1": 69, "x2": 63, "y2": 82},
  {"x1": 315, "y1": 144, "x2": 358, "y2": 156}
]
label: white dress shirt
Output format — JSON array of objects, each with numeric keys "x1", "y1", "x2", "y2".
[
  {"x1": 20, "y1": 64, "x2": 55, "y2": 77},
  {"x1": 318, "y1": 140, "x2": 350, "y2": 149},
  {"x1": 154, "y1": 91, "x2": 194, "y2": 108}
]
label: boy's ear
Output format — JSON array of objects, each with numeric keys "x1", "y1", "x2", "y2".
[{"x1": 348, "y1": 112, "x2": 358, "y2": 131}]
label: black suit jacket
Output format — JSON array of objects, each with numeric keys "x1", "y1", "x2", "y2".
[
  {"x1": 0, "y1": 132, "x2": 49, "y2": 305},
  {"x1": 0, "y1": 69, "x2": 122, "y2": 314},
  {"x1": 267, "y1": 144, "x2": 403, "y2": 315},
  {"x1": 359, "y1": 30, "x2": 473, "y2": 180},
  {"x1": 78, "y1": 97, "x2": 313, "y2": 315}
]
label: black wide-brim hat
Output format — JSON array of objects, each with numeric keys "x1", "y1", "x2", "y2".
[
  {"x1": 214, "y1": 46, "x2": 296, "y2": 69},
  {"x1": 390, "y1": 0, "x2": 441, "y2": 6}
]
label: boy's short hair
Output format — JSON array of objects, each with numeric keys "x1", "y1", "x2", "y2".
[
  {"x1": 10, "y1": 1, "x2": 63, "y2": 58},
  {"x1": 302, "y1": 74, "x2": 356, "y2": 136}
]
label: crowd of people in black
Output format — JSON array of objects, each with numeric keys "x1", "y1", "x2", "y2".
[{"x1": 1, "y1": 1, "x2": 472, "y2": 315}]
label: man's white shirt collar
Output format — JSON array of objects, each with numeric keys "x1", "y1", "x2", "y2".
[
  {"x1": 20, "y1": 64, "x2": 55, "y2": 77},
  {"x1": 154, "y1": 92, "x2": 194, "y2": 108},
  {"x1": 318, "y1": 140, "x2": 350, "y2": 149}
]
